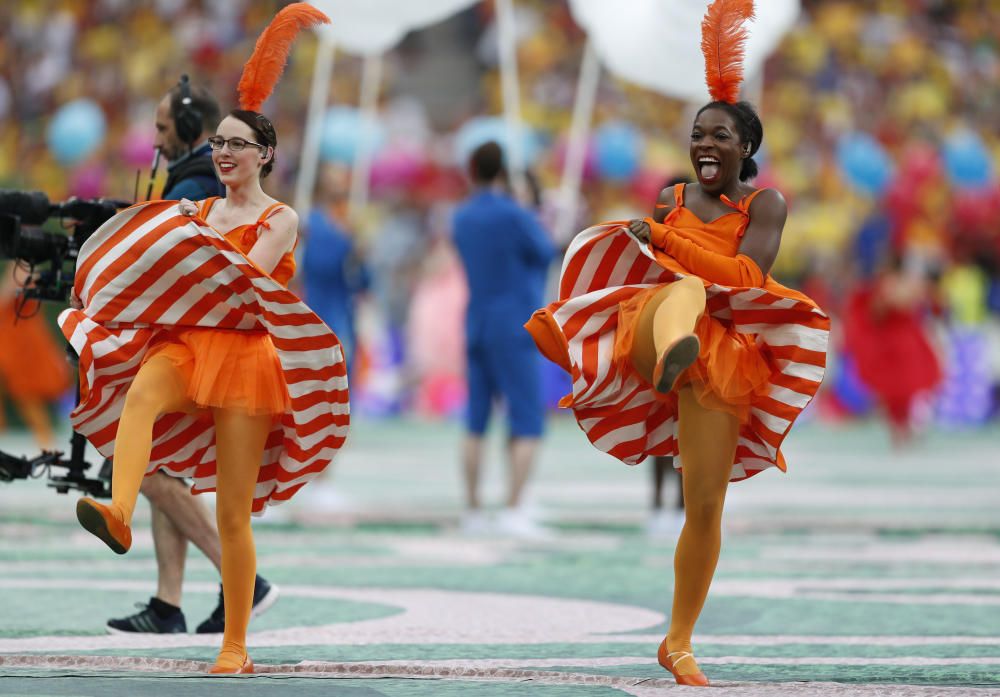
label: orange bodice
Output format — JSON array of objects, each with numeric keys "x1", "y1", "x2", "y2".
[
  {"x1": 198, "y1": 197, "x2": 296, "y2": 287},
  {"x1": 653, "y1": 183, "x2": 762, "y2": 266}
]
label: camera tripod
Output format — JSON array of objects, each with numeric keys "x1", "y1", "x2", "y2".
[{"x1": 0, "y1": 351, "x2": 112, "y2": 497}]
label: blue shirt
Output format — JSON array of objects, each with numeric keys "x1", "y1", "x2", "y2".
[
  {"x1": 452, "y1": 189, "x2": 556, "y2": 346},
  {"x1": 302, "y1": 208, "x2": 369, "y2": 363},
  {"x1": 163, "y1": 143, "x2": 224, "y2": 201}
]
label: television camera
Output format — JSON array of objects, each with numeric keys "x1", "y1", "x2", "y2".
[{"x1": 0, "y1": 188, "x2": 130, "y2": 497}]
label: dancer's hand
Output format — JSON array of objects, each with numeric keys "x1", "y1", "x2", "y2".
[
  {"x1": 627, "y1": 218, "x2": 652, "y2": 244},
  {"x1": 178, "y1": 199, "x2": 198, "y2": 217},
  {"x1": 70, "y1": 288, "x2": 83, "y2": 309}
]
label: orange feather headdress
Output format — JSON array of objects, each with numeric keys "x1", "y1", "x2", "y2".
[
  {"x1": 238, "y1": 3, "x2": 330, "y2": 113},
  {"x1": 701, "y1": 0, "x2": 756, "y2": 104}
]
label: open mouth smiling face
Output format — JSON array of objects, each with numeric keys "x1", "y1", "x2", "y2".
[{"x1": 690, "y1": 107, "x2": 745, "y2": 190}]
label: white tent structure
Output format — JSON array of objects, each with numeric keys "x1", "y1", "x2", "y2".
[
  {"x1": 554, "y1": 0, "x2": 800, "y2": 239},
  {"x1": 568, "y1": 0, "x2": 800, "y2": 104},
  {"x1": 300, "y1": 0, "x2": 495, "y2": 218}
]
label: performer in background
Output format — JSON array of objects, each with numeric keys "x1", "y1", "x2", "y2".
[
  {"x1": 452, "y1": 141, "x2": 556, "y2": 537},
  {"x1": 844, "y1": 253, "x2": 942, "y2": 446},
  {"x1": 526, "y1": 0, "x2": 829, "y2": 685},
  {"x1": 0, "y1": 262, "x2": 70, "y2": 451}
]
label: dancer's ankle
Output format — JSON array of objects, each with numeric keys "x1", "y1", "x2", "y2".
[
  {"x1": 213, "y1": 646, "x2": 247, "y2": 671},
  {"x1": 665, "y1": 635, "x2": 700, "y2": 674},
  {"x1": 107, "y1": 501, "x2": 130, "y2": 527}
]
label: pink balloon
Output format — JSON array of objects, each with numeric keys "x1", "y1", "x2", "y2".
[
  {"x1": 629, "y1": 168, "x2": 667, "y2": 208},
  {"x1": 550, "y1": 136, "x2": 599, "y2": 182},
  {"x1": 370, "y1": 147, "x2": 426, "y2": 192},
  {"x1": 120, "y1": 125, "x2": 156, "y2": 169},
  {"x1": 69, "y1": 163, "x2": 108, "y2": 199}
]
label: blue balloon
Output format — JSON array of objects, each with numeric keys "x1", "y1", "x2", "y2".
[
  {"x1": 453, "y1": 116, "x2": 541, "y2": 168},
  {"x1": 320, "y1": 106, "x2": 383, "y2": 163},
  {"x1": 836, "y1": 132, "x2": 893, "y2": 196},
  {"x1": 943, "y1": 132, "x2": 993, "y2": 189},
  {"x1": 594, "y1": 121, "x2": 641, "y2": 181},
  {"x1": 46, "y1": 99, "x2": 107, "y2": 165}
]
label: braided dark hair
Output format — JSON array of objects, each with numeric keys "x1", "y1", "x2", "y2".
[
  {"x1": 228, "y1": 109, "x2": 277, "y2": 178},
  {"x1": 696, "y1": 100, "x2": 763, "y2": 182}
]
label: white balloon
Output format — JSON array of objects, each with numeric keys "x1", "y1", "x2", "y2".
[
  {"x1": 567, "y1": 0, "x2": 800, "y2": 103},
  {"x1": 310, "y1": 0, "x2": 481, "y2": 55}
]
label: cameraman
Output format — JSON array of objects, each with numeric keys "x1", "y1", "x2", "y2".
[{"x1": 104, "y1": 79, "x2": 277, "y2": 635}]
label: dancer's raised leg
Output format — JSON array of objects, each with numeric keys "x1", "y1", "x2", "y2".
[
  {"x1": 630, "y1": 277, "x2": 706, "y2": 388},
  {"x1": 77, "y1": 355, "x2": 193, "y2": 553}
]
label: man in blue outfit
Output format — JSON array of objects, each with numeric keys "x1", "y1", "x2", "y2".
[
  {"x1": 452, "y1": 141, "x2": 556, "y2": 537},
  {"x1": 105, "y1": 78, "x2": 277, "y2": 635}
]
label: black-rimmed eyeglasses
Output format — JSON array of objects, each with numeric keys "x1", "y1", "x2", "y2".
[{"x1": 207, "y1": 136, "x2": 267, "y2": 152}]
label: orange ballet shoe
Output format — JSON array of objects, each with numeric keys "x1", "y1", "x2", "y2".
[
  {"x1": 657, "y1": 639, "x2": 709, "y2": 687},
  {"x1": 76, "y1": 498, "x2": 131, "y2": 554},
  {"x1": 209, "y1": 653, "x2": 254, "y2": 674},
  {"x1": 652, "y1": 334, "x2": 700, "y2": 394}
]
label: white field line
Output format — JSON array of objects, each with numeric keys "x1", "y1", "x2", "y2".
[{"x1": 4, "y1": 653, "x2": 1000, "y2": 672}]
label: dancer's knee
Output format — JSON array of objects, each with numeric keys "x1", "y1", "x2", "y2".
[
  {"x1": 122, "y1": 380, "x2": 169, "y2": 417},
  {"x1": 676, "y1": 275, "x2": 706, "y2": 307},
  {"x1": 682, "y1": 496, "x2": 724, "y2": 531},
  {"x1": 216, "y1": 502, "x2": 252, "y2": 540}
]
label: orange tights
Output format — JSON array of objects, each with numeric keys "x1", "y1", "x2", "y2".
[
  {"x1": 631, "y1": 279, "x2": 738, "y2": 678},
  {"x1": 110, "y1": 354, "x2": 271, "y2": 671}
]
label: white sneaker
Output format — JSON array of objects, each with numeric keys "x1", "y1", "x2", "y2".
[
  {"x1": 646, "y1": 508, "x2": 685, "y2": 539},
  {"x1": 494, "y1": 507, "x2": 552, "y2": 540},
  {"x1": 460, "y1": 509, "x2": 492, "y2": 536}
]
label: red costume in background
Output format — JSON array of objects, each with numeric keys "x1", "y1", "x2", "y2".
[{"x1": 844, "y1": 277, "x2": 941, "y2": 433}]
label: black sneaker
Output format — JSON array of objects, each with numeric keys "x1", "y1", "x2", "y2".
[
  {"x1": 196, "y1": 575, "x2": 280, "y2": 634},
  {"x1": 106, "y1": 598, "x2": 187, "y2": 635}
]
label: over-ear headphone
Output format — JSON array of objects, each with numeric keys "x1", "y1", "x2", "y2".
[{"x1": 174, "y1": 74, "x2": 203, "y2": 147}]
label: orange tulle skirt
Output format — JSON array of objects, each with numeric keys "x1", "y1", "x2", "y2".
[
  {"x1": 613, "y1": 284, "x2": 772, "y2": 423},
  {"x1": 143, "y1": 328, "x2": 290, "y2": 416}
]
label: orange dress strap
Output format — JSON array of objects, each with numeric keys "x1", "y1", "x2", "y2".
[
  {"x1": 254, "y1": 202, "x2": 297, "y2": 253},
  {"x1": 257, "y1": 202, "x2": 287, "y2": 225},
  {"x1": 715, "y1": 188, "x2": 765, "y2": 238},
  {"x1": 740, "y1": 188, "x2": 765, "y2": 210},
  {"x1": 199, "y1": 197, "x2": 220, "y2": 218},
  {"x1": 676, "y1": 184, "x2": 764, "y2": 215},
  {"x1": 720, "y1": 189, "x2": 762, "y2": 213}
]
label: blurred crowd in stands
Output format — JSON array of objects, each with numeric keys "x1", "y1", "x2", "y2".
[{"x1": 1, "y1": 0, "x2": 998, "y2": 438}]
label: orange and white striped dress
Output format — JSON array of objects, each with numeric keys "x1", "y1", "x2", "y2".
[
  {"x1": 58, "y1": 200, "x2": 349, "y2": 513},
  {"x1": 526, "y1": 184, "x2": 829, "y2": 481}
]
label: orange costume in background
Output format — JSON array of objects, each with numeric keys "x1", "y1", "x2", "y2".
[
  {"x1": 527, "y1": 183, "x2": 829, "y2": 480},
  {"x1": 0, "y1": 300, "x2": 70, "y2": 403},
  {"x1": 0, "y1": 294, "x2": 71, "y2": 449}
]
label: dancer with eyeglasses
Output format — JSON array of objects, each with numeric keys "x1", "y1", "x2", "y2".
[
  {"x1": 64, "y1": 4, "x2": 337, "y2": 674},
  {"x1": 103, "y1": 76, "x2": 281, "y2": 639}
]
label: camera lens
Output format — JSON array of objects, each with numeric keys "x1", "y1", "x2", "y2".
[
  {"x1": 8, "y1": 227, "x2": 69, "y2": 265},
  {"x1": 0, "y1": 190, "x2": 52, "y2": 225}
]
